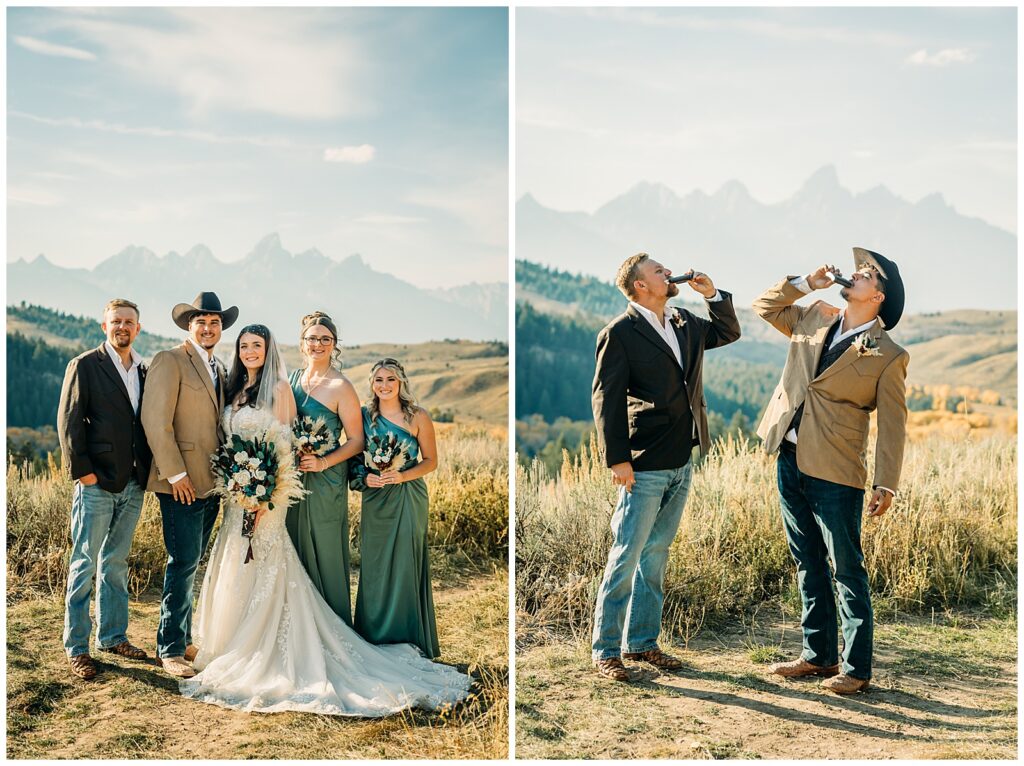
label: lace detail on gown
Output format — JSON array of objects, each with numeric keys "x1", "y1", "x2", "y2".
[{"x1": 178, "y1": 406, "x2": 472, "y2": 716}]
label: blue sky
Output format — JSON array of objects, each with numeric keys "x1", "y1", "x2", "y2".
[
  {"x1": 8, "y1": 7, "x2": 508, "y2": 286},
  {"x1": 518, "y1": 7, "x2": 1017, "y2": 232}
]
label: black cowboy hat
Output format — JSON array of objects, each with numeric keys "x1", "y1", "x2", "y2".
[
  {"x1": 171, "y1": 292, "x2": 239, "y2": 331},
  {"x1": 852, "y1": 247, "x2": 905, "y2": 330}
]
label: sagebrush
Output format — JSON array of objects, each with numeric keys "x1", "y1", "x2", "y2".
[
  {"x1": 516, "y1": 433, "x2": 1017, "y2": 644},
  {"x1": 6, "y1": 424, "x2": 509, "y2": 600}
]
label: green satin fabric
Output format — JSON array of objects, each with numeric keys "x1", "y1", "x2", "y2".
[
  {"x1": 286, "y1": 369, "x2": 351, "y2": 625},
  {"x1": 354, "y1": 411, "x2": 439, "y2": 658}
]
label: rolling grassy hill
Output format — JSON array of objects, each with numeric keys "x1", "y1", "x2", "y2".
[
  {"x1": 7, "y1": 305, "x2": 508, "y2": 434},
  {"x1": 516, "y1": 260, "x2": 1018, "y2": 405}
]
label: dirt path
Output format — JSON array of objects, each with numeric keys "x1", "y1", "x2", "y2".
[
  {"x1": 8, "y1": 570, "x2": 508, "y2": 759},
  {"x1": 516, "y1": 612, "x2": 1017, "y2": 759}
]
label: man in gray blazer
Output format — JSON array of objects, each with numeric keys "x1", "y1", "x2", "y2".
[{"x1": 58, "y1": 298, "x2": 152, "y2": 680}]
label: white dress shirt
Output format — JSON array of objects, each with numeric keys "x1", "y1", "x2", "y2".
[
  {"x1": 629, "y1": 290, "x2": 723, "y2": 369},
  {"x1": 169, "y1": 338, "x2": 219, "y2": 486},
  {"x1": 785, "y1": 277, "x2": 894, "y2": 496},
  {"x1": 104, "y1": 341, "x2": 142, "y2": 414}
]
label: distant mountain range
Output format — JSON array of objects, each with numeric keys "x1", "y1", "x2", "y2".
[
  {"x1": 7, "y1": 233, "x2": 508, "y2": 343},
  {"x1": 517, "y1": 165, "x2": 1016, "y2": 314}
]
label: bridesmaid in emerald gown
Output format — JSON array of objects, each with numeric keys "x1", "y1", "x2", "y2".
[
  {"x1": 286, "y1": 312, "x2": 365, "y2": 625},
  {"x1": 350, "y1": 358, "x2": 441, "y2": 658}
]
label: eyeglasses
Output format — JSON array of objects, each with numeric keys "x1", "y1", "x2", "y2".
[{"x1": 304, "y1": 336, "x2": 335, "y2": 347}]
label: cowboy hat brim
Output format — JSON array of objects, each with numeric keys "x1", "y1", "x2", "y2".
[
  {"x1": 851, "y1": 247, "x2": 904, "y2": 330},
  {"x1": 171, "y1": 303, "x2": 239, "y2": 331}
]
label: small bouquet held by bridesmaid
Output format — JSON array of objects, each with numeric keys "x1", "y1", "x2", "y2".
[
  {"x1": 292, "y1": 415, "x2": 338, "y2": 458},
  {"x1": 211, "y1": 428, "x2": 304, "y2": 563},
  {"x1": 365, "y1": 431, "x2": 408, "y2": 474}
]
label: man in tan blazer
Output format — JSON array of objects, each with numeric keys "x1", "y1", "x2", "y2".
[
  {"x1": 753, "y1": 248, "x2": 908, "y2": 694},
  {"x1": 141, "y1": 292, "x2": 237, "y2": 678}
]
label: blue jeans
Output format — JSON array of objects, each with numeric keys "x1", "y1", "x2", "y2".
[
  {"x1": 777, "y1": 446, "x2": 872, "y2": 679},
  {"x1": 156, "y1": 492, "x2": 220, "y2": 658},
  {"x1": 64, "y1": 478, "x2": 144, "y2": 657},
  {"x1": 592, "y1": 465, "x2": 693, "y2": 660}
]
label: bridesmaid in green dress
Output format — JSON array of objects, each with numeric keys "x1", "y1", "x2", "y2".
[
  {"x1": 286, "y1": 312, "x2": 365, "y2": 625},
  {"x1": 350, "y1": 358, "x2": 441, "y2": 658}
]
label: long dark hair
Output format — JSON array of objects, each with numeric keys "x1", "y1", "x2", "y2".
[{"x1": 226, "y1": 324, "x2": 271, "y2": 408}]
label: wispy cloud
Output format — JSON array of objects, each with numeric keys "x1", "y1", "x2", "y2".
[
  {"x1": 560, "y1": 7, "x2": 912, "y2": 47},
  {"x1": 55, "y1": 8, "x2": 366, "y2": 120},
  {"x1": 9, "y1": 186, "x2": 63, "y2": 206},
  {"x1": 323, "y1": 145, "x2": 376, "y2": 164},
  {"x1": 906, "y1": 48, "x2": 976, "y2": 66},
  {"x1": 14, "y1": 35, "x2": 96, "y2": 61},
  {"x1": 10, "y1": 111, "x2": 292, "y2": 148}
]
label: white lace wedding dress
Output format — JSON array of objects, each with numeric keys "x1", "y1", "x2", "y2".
[{"x1": 178, "y1": 405, "x2": 473, "y2": 716}]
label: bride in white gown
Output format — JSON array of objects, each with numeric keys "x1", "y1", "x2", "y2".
[{"x1": 179, "y1": 324, "x2": 472, "y2": 716}]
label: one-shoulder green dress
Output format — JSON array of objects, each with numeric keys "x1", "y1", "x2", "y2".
[
  {"x1": 350, "y1": 407, "x2": 439, "y2": 658},
  {"x1": 286, "y1": 369, "x2": 352, "y2": 625}
]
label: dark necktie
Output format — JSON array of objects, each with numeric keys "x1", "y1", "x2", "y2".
[{"x1": 209, "y1": 358, "x2": 220, "y2": 399}]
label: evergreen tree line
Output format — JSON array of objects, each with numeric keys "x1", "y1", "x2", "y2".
[
  {"x1": 7, "y1": 332, "x2": 83, "y2": 429},
  {"x1": 8, "y1": 302, "x2": 175, "y2": 356},
  {"x1": 515, "y1": 300, "x2": 782, "y2": 430},
  {"x1": 515, "y1": 260, "x2": 626, "y2": 317}
]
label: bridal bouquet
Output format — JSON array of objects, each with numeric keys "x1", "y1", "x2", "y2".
[
  {"x1": 211, "y1": 427, "x2": 304, "y2": 563},
  {"x1": 364, "y1": 431, "x2": 408, "y2": 474},
  {"x1": 292, "y1": 415, "x2": 338, "y2": 458}
]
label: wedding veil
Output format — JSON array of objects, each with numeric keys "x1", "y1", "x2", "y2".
[{"x1": 229, "y1": 324, "x2": 290, "y2": 418}]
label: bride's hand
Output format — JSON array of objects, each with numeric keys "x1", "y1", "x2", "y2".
[
  {"x1": 253, "y1": 507, "x2": 268, "y2": 529},
  {"x1": 299, "y1": 455, "x2": 324, "y2": 472}
]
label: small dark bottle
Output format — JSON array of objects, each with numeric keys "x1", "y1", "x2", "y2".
[
  {"x1": 827, "y1": 270, "x2": 853, "y2": 288},
  {"x1": 667, "y1": 273, "x2": 693, "y2": 284}
]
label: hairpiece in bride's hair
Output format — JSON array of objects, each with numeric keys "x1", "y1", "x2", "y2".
[{"x1": 239, "y1": 323, "x2": 271, "y2": 340}]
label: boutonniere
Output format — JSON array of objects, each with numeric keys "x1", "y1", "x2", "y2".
[
  {"x1": 670, "y1": 310, "x2": 685, "y2": 329},
  {"x1": 852, "y1": 332, "x2": 881, "y2": 358}
]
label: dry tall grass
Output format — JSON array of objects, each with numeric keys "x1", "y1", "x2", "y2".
[
  {"x1": 516, "y1": 433, "x2": 1017, "y2": 644},
  {"x1": 6, "y1": 425, "x2": 509, "y2": 600}
]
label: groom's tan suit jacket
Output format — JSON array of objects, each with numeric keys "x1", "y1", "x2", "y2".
[
  {"x1": 753, "y1": 278, "x2": 909, "y2": 492},
  {"x1": 141, "y1": 341, "x2": 227, "y2": 498}
]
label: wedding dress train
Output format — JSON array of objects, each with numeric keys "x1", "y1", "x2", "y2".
[{"x1": 178, "y1": 405, "x2": 472, "y2": 716}]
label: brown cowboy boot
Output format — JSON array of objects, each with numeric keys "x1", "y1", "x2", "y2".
[
  {"x1": 623, "y1": 648, "x2": 684, "y2": 670},
  {"x1": 100, "y1": 641, "x2": 149, "y2": 661},
  {"x1": 594, "y1": 657, "x2": 631, "y2": 682},
  {"x1": 768, "y1": 657, "x2": 840, "y2": 678},
  {"x1": 68, "y1": 653, "x2": 98, "y2": 680},
  {"x1": 821, "y1": 674, "x2": 871, "y2": 694}
]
